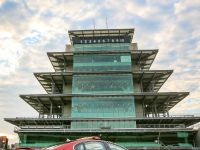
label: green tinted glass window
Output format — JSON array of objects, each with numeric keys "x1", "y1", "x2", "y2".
[
  {"x1": 72, "y1": 74, "x2": 134, "y2": 94},
  {"x1": 73, "y1": 43, "x2": 130, "y2": 51},
  {"x1": 71, "y1": 96, "x2": 135, "y2": 118},
  {"x1": 73, "y1": 54, "x2": 132, "y2": 72},
  {"x1": 71, "y1": 120, "x2": 136, "y2": 129}
]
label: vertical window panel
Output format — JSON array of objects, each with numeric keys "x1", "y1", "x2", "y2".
[
  {"x1": 71, "y1": 96, "x2": 135, "y2": 118},
  {"x1": 73, "y1": 43, "x2": 131, "y2": 51},
  {"x1": 73, "y1": 54, "x2": 132, "y2": 72},
  {"x1": 72, "y1": 74, "x2": 134, "y2": 94}
]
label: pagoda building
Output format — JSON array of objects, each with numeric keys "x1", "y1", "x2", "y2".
[{"x1": 5, "y1": 28, "x2": 200, "y2": 149}]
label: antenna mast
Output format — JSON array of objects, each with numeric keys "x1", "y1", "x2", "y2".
[
  {"x1": 93, "y1": 19, "x2": 95, "y2": 29},
  {"x1": 106, "y1": 17, "x2": 108, "y2": 29}
]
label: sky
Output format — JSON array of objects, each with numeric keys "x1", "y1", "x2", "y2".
[{"x1": 0, "y1": 0, "x2": 200, "y2": 144}]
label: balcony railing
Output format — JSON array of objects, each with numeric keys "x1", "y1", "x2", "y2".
[
  {"x1": 15, "y1": 123, "x2": 186, "y2": 132},
  {"x1": 19, "y1": 125, "x2": 71, "y2": 129},
  {"x1": 15, "y1": 113, "x2": 200, "y2": 119},
  {"x1": 137, "y1": 124, "x2": 185, "y2": 128}
]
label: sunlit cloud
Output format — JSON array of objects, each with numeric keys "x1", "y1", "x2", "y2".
[{"x1": 0, "y1": 0, "x2": 200, "y2": 144}]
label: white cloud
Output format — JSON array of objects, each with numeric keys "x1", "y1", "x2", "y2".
[{"x1": 0, "y1": 0, "x2": 200, "y2": 144}]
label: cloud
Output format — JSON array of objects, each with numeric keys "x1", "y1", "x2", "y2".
[{"x1": 0, "y1": 0, "x2": 200, "y2": 143}]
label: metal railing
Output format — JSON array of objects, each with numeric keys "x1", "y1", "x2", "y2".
[
  {"x1": 19, "y1": 125, "x2": 71, "y2": 129},
  {"x1": 137, "y1": 124, "x2": 185, "y2": 128},
  {"x1": 15, "y1": 124, "x2": 187, "y2": 131},
  {"x1": 14, "y1": 113, "x2": 200, "y2": 120},
  {"x1": 169, "y1": 115, "x2": 195, "y2": 117}
]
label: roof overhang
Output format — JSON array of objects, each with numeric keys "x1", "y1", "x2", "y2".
[
  {"x1": 47, "y1": 50, "x2": 158, "y2": 71},
  {"x1": 13, "y1": 127, "x2": 194, "y2": 133},
  {"x1": 19, "y1": 92, "x2": 188, "y2": 115},
  {"x1": 34, "y1": 70, "x2": 172, "y2": 94},
  {"x1": 5, "y1": 116, "x2": 199, "y2": 127},
  {"x1": 68, "y1": 28, "x2": 134, "y2": 45}
]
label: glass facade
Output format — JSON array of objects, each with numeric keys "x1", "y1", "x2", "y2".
[
  {"x1": 71, "y1": 96, "x2": 136, "y2": 128},
  {"x1": 71, "y1": 120, "x2": 136, "y2": 129},
  {"x1": 71, "y1": 97, "x2": 135, "y2": 118},
  {"x1": 72, "y1": 74, "x2": 134, "y2": 94},
  {"x1": 73, "y1": 54, "x2": 132, "y2": 72},
  {"x1": 71, "y1": 40, "x2": 136, "y2": 129},
  {"x1": 73, "y1": 43, "x2": 130, "y2": 51}
]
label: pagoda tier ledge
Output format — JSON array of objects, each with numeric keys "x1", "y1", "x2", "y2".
[
  {"x1": 34, "y1": 70, "x2": 172, "y2": 74},
  {"x1": 5, "y1": 116, "x2": 200, "y2": 127},
  {"x1": 47, "y1": 49, "x2": 158, "y2": 71},
  {"x1": 34, "y1": 70, "x2": 173, "y2": 93},
  {"x1": 68, "y1": 28, "x2": 135, "y2": 44},
  {"x1": 6, "y1": 116, "x2": 200, "y2": 120},
  {"x1": 14, "y1": 128, "x2": 195, "y2": 133},
  {"x1": 47, "y1": 49, "x2": 158, "y2": 54},
  {"x1": 19, "y1": 92, "x2": 189, "y2": 115}
]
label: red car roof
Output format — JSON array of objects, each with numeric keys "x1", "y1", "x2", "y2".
[{"x1": 45, "y1": 136, "x2": 101, "y2": 150}]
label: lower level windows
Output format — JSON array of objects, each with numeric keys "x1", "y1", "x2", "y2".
[{"x1": 71, "y1": 96, "x2": 135, "y2": 118}]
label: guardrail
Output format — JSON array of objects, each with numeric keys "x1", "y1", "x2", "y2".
[
  {"x1": 137, "y1": 124, "x2": 185, "y2": 128},
  {"x1": 15, "y1": 124, "x2": 187, "y2": 131},
  {"x1": 169, "y1": 115, "x2": 194, "y2": 117},
  {"x1": 19, "y1": 125, "x2": 71, "y2": 129},
  {"x1": 14, "y1": 114, "x2": 200, "y2": 120}
]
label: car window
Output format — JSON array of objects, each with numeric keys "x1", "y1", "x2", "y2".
[
  {"x1": 84, "y1": 141, "x2": 106, "y2": 150},
  {"x1": 107, "y1": 143, "x2": 127, "y2": 150},
  {"x1": 75, "y1": 143, "x2": 84, "y2": 150}
]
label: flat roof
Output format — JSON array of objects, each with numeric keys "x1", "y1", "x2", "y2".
[
  {"x1": 34, "y1": 70, "x2": 172, "y2": 94},
  {"x1": 5, "y1": 116, "x2": 200, "y2": 127},
  {"x1": 19, "y1": 92, "x2": 188, "y2": 115},
  {"x1": 68, "y1": 28, "x2": 134, "y2": 45},
  {"x1": 47, "y1": 49, "x2": 158, "y2": 71}
]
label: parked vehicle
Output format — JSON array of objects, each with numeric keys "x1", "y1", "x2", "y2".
[{"x1": 44, "y1": 136, "x2": 127, "y2": 150}]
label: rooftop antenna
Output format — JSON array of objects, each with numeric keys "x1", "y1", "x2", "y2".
[
  {"x1": 93, "y1": 19, "x2": 96, "y2": 29},
  {"x1": 106, "y1": 16, "x2": 108, "y2": 29}
]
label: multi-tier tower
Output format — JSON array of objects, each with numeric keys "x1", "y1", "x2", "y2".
[{"x1": 5, "y1": 28, "x2": 200, "y2": 149}]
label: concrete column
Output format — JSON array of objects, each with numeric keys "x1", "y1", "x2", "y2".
[
  {"x1": 23, "y1": 134, "x2": 27, "y2": 144},
  {"x1": 195, "y1": 129, "x2": 200, "y2": 147},
  {"x1": 151, "y1": 81, "x2": 155, "y2": 91},
  {"x1": 62, "y1": 79, "x2": 65, "y2": 93},
  {"x1": 152, "y1": 106, "x2": 154, "y2": 117},
  {"x1": 50, "y1": 102, "x2": 53, "y2": 118},
  {"x1": 52, "y1": 82, "x2": 55, "y2": 93},
  {"x1": 140, "y1": 81, "x2": 143, "y2": 92},
  {"x1": 142, "y1": 101, "x2": 145, "y2": 117},
  {"x1": 38, "y1": 105, "x2": 41, "y2": 118},
  {"x1": 63, "y1": 55, "x2": 67, "y2": 72},
  {"x1": 154, "y1": 102, "x2": 157, "y2": 117},
  {"x1": 167, "y1": 103, "x2": 169, "y2": 117}
]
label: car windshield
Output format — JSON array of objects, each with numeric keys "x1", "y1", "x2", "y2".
[{"x1": 107, "y1": 142, "x2": 127, "y2": 150}]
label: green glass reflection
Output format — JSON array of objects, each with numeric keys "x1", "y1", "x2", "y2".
[
  {"x1": 71, "y1": 96, "x2": 135, "y2": 118},
  {"x1": 71, "y1": 120, "x2": 136, "y2": 129},
  {"x1": 73, "y1": 43, "x2": 130, "y2": 51},
  {"x1": 72, "y1": 74, "x2": 134, "y2": 94},
  {"x1": 73, "y1": 54, "x2": 132, "y2": 72}
]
